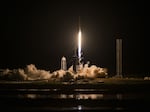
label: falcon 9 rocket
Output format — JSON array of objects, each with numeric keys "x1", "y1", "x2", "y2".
[{"x1": 72, "y1": 17, "x2": 83, "y2": 73}]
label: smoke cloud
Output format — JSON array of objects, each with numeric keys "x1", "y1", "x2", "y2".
[{"x1": 0, "y1": 63, "x2": 108, "y2": 81}]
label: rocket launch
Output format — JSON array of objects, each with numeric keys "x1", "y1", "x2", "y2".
[
  {"x1": 78, "y1": 17, "x2": 82, "y2": 63},
  {"x1": 72, "y1": 17, "x2": 83, "y2": 73}
]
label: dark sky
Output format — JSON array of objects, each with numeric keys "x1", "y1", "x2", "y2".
[{"x1": 0, "y1": 0, "x2": 149, "y2": 76}]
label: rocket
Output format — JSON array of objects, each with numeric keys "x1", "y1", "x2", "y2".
[{"x1": 72, "y1": 16, "x2": 84, "y2": 73}]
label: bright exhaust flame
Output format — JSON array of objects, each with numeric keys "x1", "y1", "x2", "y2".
[{"x1": 78, "y1": 30, "x2": 81, "y2": 60}]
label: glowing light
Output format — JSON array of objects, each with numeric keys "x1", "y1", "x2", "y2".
[
  {"x1": 78, "y1": 105, "x2": 82, "y2": 110},
  {"x1": 78, "y1": 29, "x2": 81, "y2": 60}
]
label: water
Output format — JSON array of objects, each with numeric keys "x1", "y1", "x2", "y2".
[{"x1": 0, "y1": 82, "x2": 150, "y2": 111}]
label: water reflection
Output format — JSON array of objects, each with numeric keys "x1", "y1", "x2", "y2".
[
  {"x1": 60, "y1": 94, "x2": 74, "y2": 99},
  {"x1": 18, "y1": 93, "x2": 104, "y2": 100},
  {"x1": 26, "y1": 94, "x2": 37, "y2": 99},
  {"x1": 16, "y1": 88, "x2": 139, "y2": 100},
  {"x1": 76, "y1": 94, "x2": 103, "y2": 100},
  {"x1": 116, "y1": 94, "x2": 123, "y2": 100},
  {"x1": 74, "y1": 89, "x2": 96, "y2": 91},
  {"x1": 60, "y1": 94, "x2": 104, "y2": 100},
  {"x1": 1, "y1": 88, "x2": 149, "y2": 111},
  {"x1": 77, "y1": 105, "x2": 82, "y2": 110},
  {"x1": 17, "y1": 89, "x2": 58, "y2": 92}
]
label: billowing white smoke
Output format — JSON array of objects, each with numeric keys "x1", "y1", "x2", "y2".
[
  {"x1": 68, "y1": 63, "x2": 108, "y2": 79},
  {"x1": 52, "y1": 69, "x2": 66, "y2": 78},
  {"x1": 17, "y1": 69, "x2": 28, "y2": 80},
  {"x1": 24, "y1": 64, "x2": 51, "y2": 80},
  {"x1": 0, "y1": 64, "x2": 52, "y2": 81},
  {"x1": 0, "y1": 63, "x2": 107, "y2": 81}
]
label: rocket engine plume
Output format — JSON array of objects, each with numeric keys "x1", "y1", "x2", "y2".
[
  {"x1": 78, "y1": 16, "x2": 82, "y2": 63},
  {"x1": 78, "y1": 29, "x2": 81, "y2": 61}
]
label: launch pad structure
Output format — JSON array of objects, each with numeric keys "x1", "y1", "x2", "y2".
[
  {"x1": 116, "y1": 38, "x2": 123, "y2": 78},
  {"x1": 61, "y1": 18, "x2": 123, "y2": 77}
]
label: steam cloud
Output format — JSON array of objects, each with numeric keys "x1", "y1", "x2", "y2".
[{"x1": 0, "y1": 64, "x2": 108, "y2": 81}]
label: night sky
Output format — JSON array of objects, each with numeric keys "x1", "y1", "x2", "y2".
[{"x1": 0, "y1": 0, "x2": 149, "y2": 76}]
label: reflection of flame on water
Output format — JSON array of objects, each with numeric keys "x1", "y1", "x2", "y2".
[
  {"x1": 26, "y1": 94, "x2": 37, "y2": 99},
  {"x1": 75, "y1": 89, "x2": 100, "y2": 92},
  {"x1": 18, "y1": 94, "x2": 37, "y2": 99},
  {"x1": 59, "y1": 94, "x2": 104, "y2": 100},
  {"x1": 72, "y1": 105, "x2": 84, "y2": 111},
  {"x1": 76, "y1": 94, "x2": 104, "y2": 100},
  {"x1": 116, "y1": 94, "x2": 123, "y2": 100},
  {"x1": 60, "y1": 94, "x2": 74, "y2": 99},
  {"x1": 78, "y1": 105, "x2": 82, "y2": 110},
  {"x1": 17, "y1": 89, "x2": 57, "y2": 92},
  {"x1": 18, "y1": 93, "x2": 104, "y2": 100}
]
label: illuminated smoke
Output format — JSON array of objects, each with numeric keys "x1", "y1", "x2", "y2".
[
  {"x1": 52, "y1": 69, "x2": 66, "y2": 78},
  {"x1": 67, "y1": 64, "x2": 108, "y2": 79},
  {"x1": 0, "y1": 63, "x2": 108, "y2": 81},
  {"x1": 24, "y1": 64, "x2": 51, "y2": 80},
  {"x1": 0, "y1": 64, "x2": 52, "y2": 81}
]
